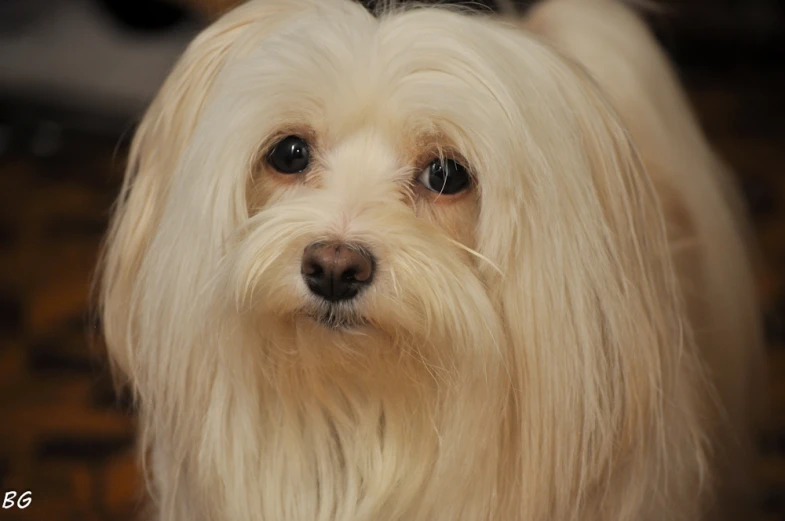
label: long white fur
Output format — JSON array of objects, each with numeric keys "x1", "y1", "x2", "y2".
[{"x1": 97, "y1": 1, "x2": 765, "y2": 520}]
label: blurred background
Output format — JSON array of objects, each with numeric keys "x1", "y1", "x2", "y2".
[{"x1": 0, "y1": 0, "x2": 782, "y2": 520}]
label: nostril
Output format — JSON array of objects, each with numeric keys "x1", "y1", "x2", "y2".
[
  {"x1": 349, "y1": 255, "x2": 374, "y2": 283},
  {"x1": 302, "y1": 260, "x2": 322, "y2": 278}
]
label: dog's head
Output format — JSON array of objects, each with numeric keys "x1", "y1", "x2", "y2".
[{"x1": 98, "y1": 1, "x2": 702, "y2": 517}]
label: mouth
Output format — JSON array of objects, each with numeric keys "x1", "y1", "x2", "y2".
[{"x1": 303, "y1": 305, "x2": 368, "y2": 330}]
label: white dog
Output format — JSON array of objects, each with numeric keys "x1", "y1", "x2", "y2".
[{"x1": 97, "y1": 0, "x2": 766, "y2": 519}]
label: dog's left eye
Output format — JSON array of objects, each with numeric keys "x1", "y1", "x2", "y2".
[
  {"x1": 268, "y1": 135, "x2": 310, "y2": 174},
  {"x1": 417, "y1": 158, "x2": 471, "y2": 195}
]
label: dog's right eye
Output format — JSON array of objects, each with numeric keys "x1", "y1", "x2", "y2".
[{"x1": 268, "y1": 135, "x2": 310, "y2": 174}]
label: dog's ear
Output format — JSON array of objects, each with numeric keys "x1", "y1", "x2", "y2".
[
  {"x1": 97, "y1": 0, "x2": 324, "y2": 383},
  {"x1": 478, "y1": 53, "x2": 709, "y2": 517}
]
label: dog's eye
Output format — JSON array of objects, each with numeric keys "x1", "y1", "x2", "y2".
[
  {"x1": 268, "y1": 135, "x2": 310, "y2": 174},
  {"x1": 417, "y1": 158, "x2": 471, "y2": 195}
]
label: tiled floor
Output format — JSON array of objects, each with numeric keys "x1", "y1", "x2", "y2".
[{"x1": 0, "y1": 66, "x2": 783, "y2": 520}]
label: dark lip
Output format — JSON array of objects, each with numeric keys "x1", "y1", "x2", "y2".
[{"x1": 304, "y1": 307, "x2": 368, "y2": 330}]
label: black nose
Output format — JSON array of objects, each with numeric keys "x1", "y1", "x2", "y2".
[{"x1": 301, "y1": 242, "x2": 375, "y2": 302}]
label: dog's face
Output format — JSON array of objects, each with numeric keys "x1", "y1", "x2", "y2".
[
  {"x1": 230, "y1": 7, "x2": 506, "y2": 344},
  {"x1": 99, "y1": 1, "x2": 693, "y2": 517}
]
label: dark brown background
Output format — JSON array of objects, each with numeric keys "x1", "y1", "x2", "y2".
[{"x1": 0, "y1": 1, "x2": 783, "y2": 520}]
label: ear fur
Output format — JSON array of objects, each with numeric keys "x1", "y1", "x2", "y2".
[
  {"x1": 521, "y1": 1, "x2": 766, "y2": 517},
  {"x1": 96, "y1": 0, "x2": 338, "y2": 383},
  {"x1": 475, "y1": 30, "x2": 711, "y2": 520}
]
